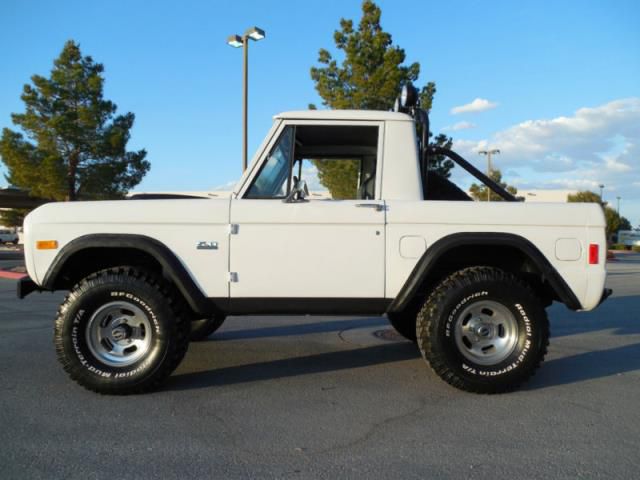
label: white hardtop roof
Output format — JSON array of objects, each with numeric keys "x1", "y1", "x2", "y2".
[{"x1": 274, "y1": 110, "x2": 413, "y2": 122}]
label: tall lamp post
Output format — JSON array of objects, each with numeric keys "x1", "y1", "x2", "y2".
[
  {"x1": 227, "y1": 26, "x2": 266, "y2": 172},
  {"x1": 599, "y1": 184, "x2": 605, "y2": 203},
  {"x1": 478, "y1": 149, "x2": 500, "y2": 201},
  {"x1": 617, "y1": 196, "x2": 621, "y2": 215}
]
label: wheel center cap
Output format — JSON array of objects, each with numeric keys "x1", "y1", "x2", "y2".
[
  {"x1": 112, "y1": 325, "x2": 130, "y2": 341},
  {"x1": 476, "y1": 325, "x2": 491, "y2": 338}
]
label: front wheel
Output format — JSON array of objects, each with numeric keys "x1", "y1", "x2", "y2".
[
  {"x1": 54, "y1": 267, "x2": 190, "y2": 394},
  {"x1": 417, "y1": 266, "x2": 549, "y2": 394}
]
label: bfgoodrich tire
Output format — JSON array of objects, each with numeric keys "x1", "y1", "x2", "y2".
[
  {"x1": 416, "y1": 266, "x2": 549, "y2": 394},
  {"x1": 190, "y1": 315, "x2": 226, "y2": 341},
  {"x1": 54, "y1": 267, "x2": 190, "y2": 394}
]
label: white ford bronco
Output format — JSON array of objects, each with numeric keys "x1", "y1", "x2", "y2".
[{"x1": 18, "y1": 85, "x2": 610, "y2": 395}]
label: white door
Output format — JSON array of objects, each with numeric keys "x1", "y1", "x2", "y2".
[
  {"x1": 229, "y1": 122, "x2": 386, "y2": 301},
  {"x1": 229, "y1": 199, "x2": 385, "y2": 299}
]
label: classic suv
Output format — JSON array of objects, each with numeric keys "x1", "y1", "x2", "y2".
[{"x1": 18, "y1": 86, "x2": 609, "y2": 395}]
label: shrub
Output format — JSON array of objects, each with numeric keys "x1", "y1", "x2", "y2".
[{"x1": 609, "y1": 243, "x2": 626, "y2": 250}]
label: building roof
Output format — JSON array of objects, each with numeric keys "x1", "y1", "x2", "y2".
[
  {"x1": 518, "y1": 189, "x2": 577, "y2": 202},
  {"x1": 274, "y1": 110, "x2": 413, "y2": 122}
]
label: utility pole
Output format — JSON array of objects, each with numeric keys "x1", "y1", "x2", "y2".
[{"x1": 478, "y1": 149, "x2": 500, "y2": 201}]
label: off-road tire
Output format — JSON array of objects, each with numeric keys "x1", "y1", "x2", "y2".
[
  {"x1": 54, "y1": 267, "x2": 190, "y2": 394},
  {"x1": 190, "y1": 315, "x2": 226, "y2": 341},
  {"x1": 416, "y1": 266, "x2": 549, "y2": 394},
  {"x1": 387, "y1": 312, "x2": 417, "y2": 342}
]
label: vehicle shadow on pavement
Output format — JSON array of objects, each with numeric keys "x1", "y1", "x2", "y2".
[
  {"x1": 167, "y1": 342, "x2": 420, "y2": 391},
  {"x1": 212, "y1": 316, "x2": 389, "y2": 341},
  {"x1": 550, "y1": 295, "x2": 640, "y2": 338},
  {"x1": 527, "y1": 341, "x2": 640, "y2": 389}
]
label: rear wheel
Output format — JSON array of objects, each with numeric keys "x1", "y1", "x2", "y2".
[
  {"x1": 416, "y1": 266, "x2": 549, "y2": 394},
  {"x1": 54, "y1": 267, "x2": 190, "y2": 394}
]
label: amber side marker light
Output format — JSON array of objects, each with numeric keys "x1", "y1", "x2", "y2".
[{"x1": 36, "y1": 240, "x2": 58, "y2": 250}]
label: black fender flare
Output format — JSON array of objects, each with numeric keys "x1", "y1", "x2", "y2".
[
  {"x1": 42, "y1": 234, "x2": 218, "y2": 316},
  {"x1": 387, "y1": 232, "x2": 582, "y2": 313}
]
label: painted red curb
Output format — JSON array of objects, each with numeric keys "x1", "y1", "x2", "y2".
[{"x1": 0, "y1": 270, "x2": 27, "y2": 280}]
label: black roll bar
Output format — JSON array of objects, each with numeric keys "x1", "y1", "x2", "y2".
[{"x1": 428, "y1": 146, "x2": 518, "y2": 202}]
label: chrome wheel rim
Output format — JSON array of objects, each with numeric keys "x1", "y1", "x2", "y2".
[
  {"x1": 85, "y1": 301, "x2": 153, "y2": 367},
  {"x1": 454, "y1": 300, "x2": 519, "y2": 366}
]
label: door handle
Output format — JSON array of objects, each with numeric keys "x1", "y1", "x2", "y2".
[{"x1": 355, "y1": 203, "x2": 385, "y2": 212}]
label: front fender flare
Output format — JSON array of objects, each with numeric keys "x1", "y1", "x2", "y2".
[{"x1": 42, "y1": 234, "x2": 218, "y2": 316}]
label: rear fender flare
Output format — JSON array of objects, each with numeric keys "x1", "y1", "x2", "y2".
[{"x1": 387, "y1": 232, "x2": 581, "y2": 312}]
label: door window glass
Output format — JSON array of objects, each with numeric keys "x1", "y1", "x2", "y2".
[{"x1": 246, "y1": 127, "x2": 293, "y2": 198}]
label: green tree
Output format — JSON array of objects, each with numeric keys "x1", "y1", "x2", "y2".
[
  {"x1": 313, "y1": 159, "x2": 360, "y2": 199},
  {"x1": 566, "y1": 190, "x2": 632, "y2": 237},
  {"x1": 0, "y1": 40, "x2": 149, "y2": 204},
  {"x1": 0, "y1": 208, "x2": 28, "y2": 227},
  {"x1": 469, "y1": 169, "x2": 517, "y2": 201},
  {"x1": 567, "y1": 191, "x2": 601, "y2": 203},
  {"x1": 309, "y1": 0, "x2": 453, "y2": 195}
]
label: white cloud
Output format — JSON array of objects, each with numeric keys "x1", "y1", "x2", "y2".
[
  {"x1": 451, "y1": 98, "x2": 498, "y2": 114},
  {"x1": 449, "y1": 97, "x2": 640, "y2": 223},
  {"x1": 443, "y1": 121, "x2": 477, "y2": 131}
]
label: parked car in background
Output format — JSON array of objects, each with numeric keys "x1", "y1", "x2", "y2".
[
  {"x1": 0, "y1": 229, "x2": 19, "y2": 244},
  {"x1": 617, "y1": 230, "x2": 640, "y2": 249}
]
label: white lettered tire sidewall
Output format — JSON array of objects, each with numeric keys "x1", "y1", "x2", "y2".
[
  {"x1": 438, "y1": 285, "x2": 542, "y2": 384},
  {"x1": 55, "y1": 269, "x2": 188, "y2": 394},
  {"x1": 418, "y1": 267, "x2": 549, "y2": 393}
]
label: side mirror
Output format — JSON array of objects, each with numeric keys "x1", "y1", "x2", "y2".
[{"x1": 284, "y1": 177, "x2": 309, "y2": 203}]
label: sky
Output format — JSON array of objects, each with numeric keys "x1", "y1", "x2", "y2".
[{"x1": 1, "y1": 0, "x2": 639, "y2": 225}]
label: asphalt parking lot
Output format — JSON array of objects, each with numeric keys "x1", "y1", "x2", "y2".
[{"x1": 1, "y1": 254, "x2": 639, "y2": 479}]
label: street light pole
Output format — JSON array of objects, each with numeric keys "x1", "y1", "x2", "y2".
[
  {"x1": 599, "y1": 184, "x2": 605, "y2": 204},
  {"x1": 242, "y1": 38, "x2": 249, "y2": 173},
  {"x1": 227, "y1": 26, "x2": 265, "y2": 173},
  {"x1": 617, "y1": 196, "x2": 621, "y2": 215},
  {"x1": 478, "y1": 149, "x2": 500, "y2": 201}
]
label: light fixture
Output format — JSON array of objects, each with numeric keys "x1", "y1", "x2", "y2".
[
  {"x1": 245, "y1": 27, "x2": 265, "y2": 41},
  {"x1": 227, "y1": 35, "x2": 243, "y2": 48},
  {"x1": 400, "y1": 83, "x2": 418, "y2": 108}
]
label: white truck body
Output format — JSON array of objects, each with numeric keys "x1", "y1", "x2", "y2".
[{"x1": 24, "y1": 110, "x2": 606, "y2": 311}]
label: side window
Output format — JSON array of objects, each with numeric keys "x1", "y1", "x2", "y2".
[
  {"x1": 245, "y1": 124, "x2": 378, "y2": 200},
  {"x1": 293, "y1": 125, "x2": 378, "y2": 200},
  {"x1": 246, "y1": 126, "x2": 294, "y2": 199},
  {"x1": 295, "y1": 157, "x2": 376, "y2": 200}
]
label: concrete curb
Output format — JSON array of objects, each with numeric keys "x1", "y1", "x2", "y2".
[{"x1": 0, "y1": 270, "x2": 27, "y2": 280}]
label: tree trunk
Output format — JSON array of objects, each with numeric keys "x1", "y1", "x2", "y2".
[{"x1": 67, "y1": 152, "x2": 78, "y2": 201}]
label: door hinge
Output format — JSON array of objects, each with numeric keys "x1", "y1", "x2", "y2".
[
  {"x1": 228, "y1": 224, "x2": 239, "y2": 235},
  {"x1": 228, "y1": 272, "x2": 238, "y2": 283}
]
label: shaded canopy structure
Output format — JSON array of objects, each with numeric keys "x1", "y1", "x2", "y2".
[{"x1": 0, "y1": 188, "x2": 49, "y2": 209}]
